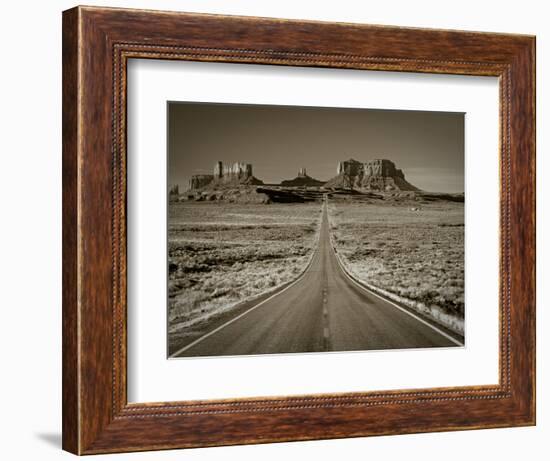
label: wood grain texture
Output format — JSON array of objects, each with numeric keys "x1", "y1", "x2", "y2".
[
  {"x1": 62, "y1": 5, "x2": 536, "y2": 455},
  {"x1": 61, "y1": 6, "x2": 79, "y2": 454}
]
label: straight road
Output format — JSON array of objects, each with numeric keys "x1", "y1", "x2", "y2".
[{"x1": 171, "y1": 199, "x2": 462, "y2": 358}]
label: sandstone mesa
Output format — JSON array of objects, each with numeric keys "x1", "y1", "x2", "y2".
[{"x1": 182, "y1": 158, "x2": 419, "y2": 193}]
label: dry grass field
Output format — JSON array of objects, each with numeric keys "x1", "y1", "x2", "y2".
[
  {"x1": 168, "y1": 202, "x2": 321, "y2": 336},
  {"x1": 328, "y1": 198, "x2": 464, "y2": 332}
]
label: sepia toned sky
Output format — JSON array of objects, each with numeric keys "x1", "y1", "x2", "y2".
[{"x1": 168, "y1": 102, "x2": 464, "y2": 193}]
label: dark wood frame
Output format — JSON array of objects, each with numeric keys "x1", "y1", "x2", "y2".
[{"x1": 62, "y1": 5, "x2": 536, "y2": 455}]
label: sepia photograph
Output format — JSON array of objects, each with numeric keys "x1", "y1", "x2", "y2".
[{"x1": 167, "y1": 102, "x2": 465, "y2": 358}]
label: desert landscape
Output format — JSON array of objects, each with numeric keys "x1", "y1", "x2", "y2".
[
  {"x1": 166, "y1": 101, "x2": 466, "y2": 356},
  {"x1": 168, "y1": 157, "x2": 464, "y2": 356},
  {"x1": 168, "y1": 200, "x2": 321, "y2": 350},
  {"x1": 328, "y1": 195, "x2": 464, "y2": 335}
]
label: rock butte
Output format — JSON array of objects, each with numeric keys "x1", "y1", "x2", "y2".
[
  {"x1": 188, "y1": 161, "x2": 263, "y2": 190},
  {"x1": 280, "y1": 167, "x2": 325, "y2": 187},
  {"x1": 325, "y1": 158, "x2": 419, "y2": 192},
  {"x1": 175, "y1": 160, "x2": 467, "y2": 204},
  {"x1": 183, "y1": 158, "x2": 419, "y2": 192}
]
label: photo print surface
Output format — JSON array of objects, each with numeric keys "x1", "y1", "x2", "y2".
[{"x1": 167, "y1": 102, "x2": 465, "y2": 358}]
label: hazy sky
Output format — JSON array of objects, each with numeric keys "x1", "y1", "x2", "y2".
[{"x1": 168, "y1": 102, "x2": 464, "y2": 193}]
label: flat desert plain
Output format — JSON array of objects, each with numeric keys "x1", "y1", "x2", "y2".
[
  {"x1": 168, "y1": 202, "x2": 321, "y2": 350},
  {"x1": 168, "y1": 194, "x2": 464, "y2": 354},
  {"x1": 329, "y1": 197, "x2": 464, "y2": 333}
]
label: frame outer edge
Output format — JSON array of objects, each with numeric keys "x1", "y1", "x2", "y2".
[
  {"x1": 62, "y1": 6, "x2": 81, "y2": 455},
  {"x1": 532, "y1": 36, "x2": 537, "y2": 425},
  {"x1": 500, "y1": 37, "x2": 536, "y2": 425}
]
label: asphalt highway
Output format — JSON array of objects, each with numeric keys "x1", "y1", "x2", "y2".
[{"x1": 171, "y1": 200, "x2": 462, "y2": 358}]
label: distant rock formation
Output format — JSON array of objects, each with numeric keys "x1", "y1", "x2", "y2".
[
  {"x1": 189, "y1": 174, "x2": 214, "y2": 190},
  {"x1": 213, "y1": 161, "x2": 253, "y2": 182},
  {"x1": 280, "y1": 168, "x2": 325, "y2": 187},
  {"x1": 326, "y1": 158, "x2": 419, "y2": 191},
  {"x1": 187, "y1": 159, "x2": 417, "y2": 193},
  {"x1": 188, "y1": 161, "x2": 264, "y2": 190},
  {"x1": 168, "y1": 184, "x2": 180, "y2": 202}
]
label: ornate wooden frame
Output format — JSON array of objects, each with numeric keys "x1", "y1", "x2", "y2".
[{"x1": 62, "y1": 5, "x2": 536, "y2": 455}]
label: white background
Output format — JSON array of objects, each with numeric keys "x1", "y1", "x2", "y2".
[
  {"x1": 128, "y1": 60, "x2": 499, "y2": 402},
  {"x1": 0, "y1": 0, "x2": 546, "y2": 460}
]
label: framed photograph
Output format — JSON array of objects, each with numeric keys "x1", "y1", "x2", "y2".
[{"x1": 62, "y1": 6, "x2": 535, "y2": 455}]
